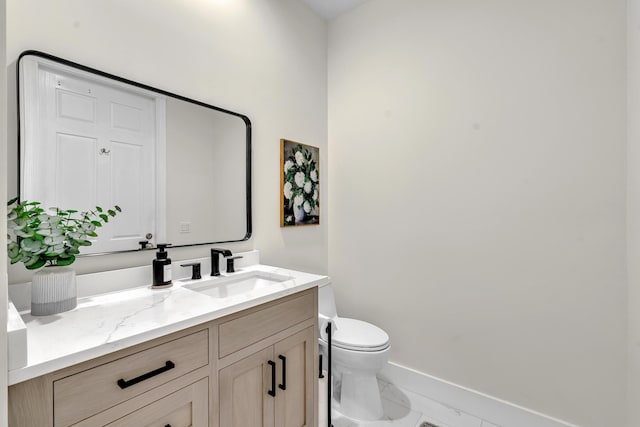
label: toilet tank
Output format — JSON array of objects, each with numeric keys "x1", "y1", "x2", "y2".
[{"x1": 318, "y1": 282, "x2": 338, "y2": 319}]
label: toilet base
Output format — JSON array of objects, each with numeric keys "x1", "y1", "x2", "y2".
[{"x1": 338, "y1": 372, "x2": 384, "y2": 421}]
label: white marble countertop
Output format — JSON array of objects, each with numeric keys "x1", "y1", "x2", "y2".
[{"x1": 8, "y1": 263, "x2": 329, "y2": 385}]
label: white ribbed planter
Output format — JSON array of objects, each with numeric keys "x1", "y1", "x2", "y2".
[{"x1": 31, "y1": 266, "x2": 77, "y2": 316}]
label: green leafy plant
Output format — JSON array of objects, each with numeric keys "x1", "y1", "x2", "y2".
[
  {"x1": 283, "y1": 144, "x2": 319, "y2": 215},
  {"x1": 6, "y1": 197, "x2": 121, "y2": 270}
]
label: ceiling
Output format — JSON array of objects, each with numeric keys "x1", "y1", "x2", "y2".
[{"x1": 301, "y1": 0, "x2": 369, "y2": 20}]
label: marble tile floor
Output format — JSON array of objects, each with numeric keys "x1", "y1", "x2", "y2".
[{"x1": 329, "y1": 378, "x2": 500, "y2": 427}]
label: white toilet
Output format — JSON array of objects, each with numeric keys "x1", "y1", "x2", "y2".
[{"x1": 318, "y1": 282, "x2": 390, "y2": 421}]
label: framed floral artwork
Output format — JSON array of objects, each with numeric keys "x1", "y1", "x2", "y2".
[{"x1": 280, "y1": 139, "x2": 320, "y2": 227}]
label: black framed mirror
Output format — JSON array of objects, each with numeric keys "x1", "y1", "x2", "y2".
[{"x1": 17, "y1": 50, "x2": 251, "y2": 255}]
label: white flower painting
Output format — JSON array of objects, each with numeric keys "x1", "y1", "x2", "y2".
[{"x1": 280, "y1": 139, "x2": 320, "y2": 227}]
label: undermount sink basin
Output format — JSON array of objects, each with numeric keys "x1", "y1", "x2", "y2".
[{"x1": 183, "y1": 271, "x2": 293, "y2": 299}]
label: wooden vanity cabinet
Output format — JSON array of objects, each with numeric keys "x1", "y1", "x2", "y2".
[{"x1": 8, "y1": 288, "x2": 318, "y2": 427}]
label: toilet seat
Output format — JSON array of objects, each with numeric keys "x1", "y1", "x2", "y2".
[{"x1": 322, "y1": 317, "x2": 389, "y2": 352}]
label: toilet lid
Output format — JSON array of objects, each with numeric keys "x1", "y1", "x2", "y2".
[{"x1": 328, "y1": 318, "x2": 389, "y2": 352}]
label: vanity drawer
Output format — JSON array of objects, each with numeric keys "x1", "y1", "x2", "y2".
[
  {"x1": 218, "y1": 291, "x2": 314, "y2": 358},
  {"x1": 53, "y1": 329, "x2": 208, "y2": 427},
  {"x1": 73, "y1": 378, "x2": 209, "y2": 427}
]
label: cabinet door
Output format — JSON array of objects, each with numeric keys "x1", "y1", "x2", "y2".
[
  {"x1": 274, "y1": 327, "x2": 315, "y2": 427},
  {"x1": 219, "y1": 346, "x2": 275, "y2": 427}
]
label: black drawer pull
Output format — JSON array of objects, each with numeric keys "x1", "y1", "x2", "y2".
[
  {"x1": 165, "y1": 425, "x2": 171, "y2": 427},
  {"x1": 278, "y1": 355, "x2": 287, "y2": 390},
  {"x1": 267, "y1": 360, "x2": 276, "y2": 397},
  {"x1": 117, "y1": 360, "x2": 175, "y2": 389}
]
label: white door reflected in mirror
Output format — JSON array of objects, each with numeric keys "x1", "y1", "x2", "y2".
[{"x1": 21, "y1": 57, "x2": 161, "y2": 253}]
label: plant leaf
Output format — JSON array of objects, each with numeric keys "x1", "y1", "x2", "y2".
[
  {"x1": 25, "y1": 259, "x2": 46, "y2": 270},
  {"x1": 23, "y1": 255, "x2": 42, "y2": 267},
  {"x1": 56, "y1": 256, "x2": 75, "y2": 266},
  {"x1": 16, "y1": 229, "x2": 34, "y2": 238}
]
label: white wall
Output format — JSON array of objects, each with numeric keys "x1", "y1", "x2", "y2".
[
  {"x1": 1, "y1": 0, "x2": 8, "y2": 423},
  {"x1": 6, "y1": 0, "x2": 328, "y2": 284},
  {"x1": 628, "y1": 0, "x2": 640, "y2": 425},
  {"x1": 328, "y1": 1, "x2": 627, "y2": 426}
]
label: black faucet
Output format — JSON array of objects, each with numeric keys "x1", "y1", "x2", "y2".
[{"x1": 211, "y1": 248, "x2": 232, "y2": 276}]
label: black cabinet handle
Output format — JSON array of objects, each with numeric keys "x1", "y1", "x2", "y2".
[
  {"x1": 267, "y1": 360, "x2": 276, "y2": 397},
  {"x1": 278, "y1": 355, "x2": 287, "y2": 390},
  {"x1": 165, "y1": 425, "x2": 171, "y2": 427},
  {"x1": 117, "y1": 360, "x2": 175, "y2": 390}
]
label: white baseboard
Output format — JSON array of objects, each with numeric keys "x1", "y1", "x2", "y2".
[{"x1": 380, "y1": 362, "x2": 580, "y2": 427}]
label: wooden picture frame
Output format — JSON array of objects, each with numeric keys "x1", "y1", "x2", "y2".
[{"x1": 280, "y1": 139, "x2": 320, "y2": 227}]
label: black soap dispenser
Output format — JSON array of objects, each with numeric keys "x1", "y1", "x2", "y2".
[{"x1": 152, "y1": 244, "x2": 172, "y2": 288}]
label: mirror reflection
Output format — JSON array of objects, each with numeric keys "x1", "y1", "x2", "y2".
[{"x1": 18, "y1": 51, "x2": 251, "y2": 255}]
